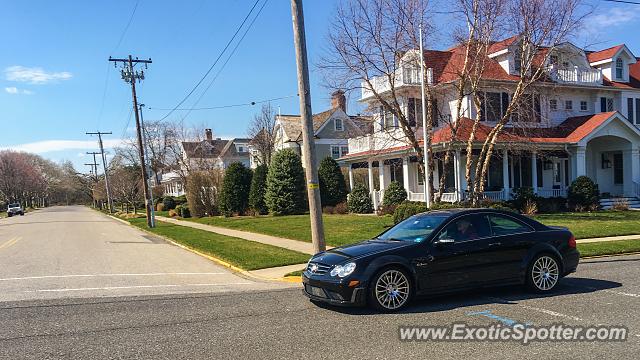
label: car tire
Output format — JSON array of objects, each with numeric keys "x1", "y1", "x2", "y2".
[
  {"x1": 527, "y1": 253, "x2": 561, "y2": 293},
  {"x1": 20, "y1": 212, "x2": 24, "y2": 216},
  {"x1": 368, "y1": 267, "x2": 412, "y2": 312}
]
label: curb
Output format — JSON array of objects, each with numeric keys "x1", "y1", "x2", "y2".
[
  {"x1": 105, "y1": 213, "x2": 301, "y2": 284},
  {"x1": 581, "y1": 251, "x2": 640, "y2": 259}
]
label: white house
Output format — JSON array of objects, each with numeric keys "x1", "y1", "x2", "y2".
[
  {"x1": 339, "y1": 37, "x2": 640, "y2": 209},
  {"x1": 269, "y1": 91, "x2": 373, "y2": 168},
  {"x1": 161, "y1": 129, "x2": 251, "y2": 197}
]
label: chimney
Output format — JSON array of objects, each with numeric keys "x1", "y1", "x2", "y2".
[
  {"x1": 205, "y1": 129, "x2": 213, "y2": 141},
  {"x1": 331, "y1": 90, "x2": 347, "y2": 113}
]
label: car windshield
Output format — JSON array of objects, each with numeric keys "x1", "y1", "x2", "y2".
[
  {"x1": 9, "y1": 203, "x2": 19, "y2": 208},
  {"x1": 376, "y1": 214, "x2": 448, "y2": 243}
]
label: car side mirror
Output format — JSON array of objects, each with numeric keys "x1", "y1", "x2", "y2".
[{"x1": 434, "y1": 238, "x2": 455, "y2": 246}]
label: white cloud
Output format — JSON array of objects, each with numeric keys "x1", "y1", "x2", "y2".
[
  {"x1": 0, "y1": 139, "x2": 124, "y2": 154},
  {"x1": 4, "y1": 86, "x2": 33, "y2": 95},
  {"x1": 585, "y1": 6, "x2": 639, "y2": 33},
  {"x1": 4, "y1": 65, "x2": 72, "y2": 84}
]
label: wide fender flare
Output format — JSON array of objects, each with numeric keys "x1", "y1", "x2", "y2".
[
  {"x1": 360, "y1": 255, "x2": 416, "y2": 287},
  {"x1": 520, "y1": 243, "x2": 564, "y2": 274}
]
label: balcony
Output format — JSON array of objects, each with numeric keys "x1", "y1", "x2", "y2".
[
  {"x1": 347, "y1": 128, "x2": 409, "y2": 155},
  {"x1": 361, "y1": 67, "x2": 431, "y2": 100},
  {"x1": 548, "y1": 65, "x2": 602, "y2": 86}
]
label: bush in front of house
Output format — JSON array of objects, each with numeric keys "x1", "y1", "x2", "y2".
[
  {"x1": 393, "y1": 201, "x2": 428, "y2": 224},
  {"x1": 430, "y1": 202, "x2": 466, "y2": 210},
  {"x1": 347, "y1": 184, "x2": 373, "y2": 214},
  {"x1": 568, "y1": 176, "x2": 600, "y2": 211},
  {"x1": 219, "y1": 162, "x2": 253, "y2": 217},
  {"x1": 382, "y1": 181, "x2": 407, "y2": 206},
  {"x1": 185, "y1": 170, "x2": 223, "y2": 217},
  {"x1": 156, "y1": 202, "x2": 165, "y2": 212},
  {"x1": 510, "y1": 187, "x2": 539, "y2": 213},
  {"x1": 248, "y1": 164, "x2": 269, "y2": 215},
  {"x1": 318, "y1": 157, "x2": 348, "y2": 207},
  {"x1": 266, "y1": 149, "x2": 308, "y2": 215},
  {"x1": 536, "y1": 197, "x2": 567, "y2": 213},
  {"x1": 162, "y1": 196, "x2": 177, "y2": 210},
  {"x1": 180, "y1": 205, "x2": 191, "y2": 218}
]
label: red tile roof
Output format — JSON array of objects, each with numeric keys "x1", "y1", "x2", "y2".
[
  {"x1": 341, "y1": 113, "x2": 620, "y2": 160},
  {"x1": 487, "y1": 35, "x2": 519, "y2": 55},
  {"x1": 427, "y1": 45, "x2": 520, "y2": 84},
  {"x1": 587, "y1": 45, "x2": 624, "y2": 63}
]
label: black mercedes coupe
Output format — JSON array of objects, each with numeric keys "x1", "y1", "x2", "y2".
[{"x1": 302, "y1": 208, "x2": 579, "y2": 311}]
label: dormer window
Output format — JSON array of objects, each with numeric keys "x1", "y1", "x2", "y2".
[
  {"x1": 514, "y1": 49, "x2": 522, "y2": 73},
  {"x1": 334, "y1": 118, "x2": 344, "y2": 131},
  {"x1": 616, "y1": 58, "x2": 624, "y2": 80}
]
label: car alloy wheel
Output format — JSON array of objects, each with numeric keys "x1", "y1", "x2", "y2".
[
  {"x1": 530, "y1": 255, "x2": 559, "y2": 291},
  {"x1": 372, "y1": 269, "x2": 411, "y2": 311}
]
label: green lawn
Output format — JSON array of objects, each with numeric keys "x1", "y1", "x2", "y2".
[
  {"x1": 532, "y1": 211, "x2": 640, "y2": 239},
  {"x1": 578, "y1": 239, "x2": 640, "y2": 257},
  {"x1": 128, "y1": 218, "x2": 310, "y2": 270},
  {"x1": 180, "y1": 211, "x2": 640, "y2": 246},
  {"x1": 185, "y1": 214, "x2": 394, "y2": 247}
]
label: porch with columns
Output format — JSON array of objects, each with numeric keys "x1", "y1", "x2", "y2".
[{"x1": 343, "y1": 146, "x2": 605, "y2": 208}]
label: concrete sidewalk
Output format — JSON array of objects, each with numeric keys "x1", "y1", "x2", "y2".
[
  {"x1": 156, "y1": 216, "x2": 329, "y2": 255},
  {"x1": 577, "y1": 234, "x2": 640, "y2": 243}
]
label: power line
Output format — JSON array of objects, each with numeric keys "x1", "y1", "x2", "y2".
[
  {"x1": 148, "y1": 93, "x2": 297, "y2": 111},
  {"x1": 157, "y1": 0, "x2": 262, "y2": 121},
  {"x1": 112, "y1": 0, "x2": 140, "y2": 53},
  {"x1": 602, "y1": 0, "x2": 640, "y2": 4},
  {"x1": 180, "y1": 0, "x2": 270, "y2": 121}
]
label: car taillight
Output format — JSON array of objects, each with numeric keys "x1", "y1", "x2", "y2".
[{"x1": 568, "y1": 234, "x2": 576, "y2": 248}]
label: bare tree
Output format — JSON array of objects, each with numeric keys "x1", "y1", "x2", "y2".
[
  {"x1": 322, "y1": 0, "x2": 437, "y2": 199},
  {"x1": 247, "y1": 103, "x2": 277, "y2": 166},
  {"x1": 108, "y1": 155, "x2": 143, "y2": 213}
]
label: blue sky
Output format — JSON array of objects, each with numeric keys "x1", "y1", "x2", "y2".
[{"x1": 1, "y1": 0, "x2": 638, "y2": 171}]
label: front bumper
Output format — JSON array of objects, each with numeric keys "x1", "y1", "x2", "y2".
[{"x1": 302, "y1": 273, "x2": 367, "y2": 307}]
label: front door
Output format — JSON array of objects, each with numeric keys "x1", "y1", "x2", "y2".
[{"x1": 613, "y1": 153, "x2": 624, "y2": 194}]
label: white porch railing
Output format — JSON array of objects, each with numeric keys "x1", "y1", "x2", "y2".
[
  {"x1": 361, "y1": 66, "x2": 431, "y2": 100},
  {"x1": 371, "y1": 190, "x2": 383, "y2": 210},
  {"x1": 478, "y1": 191, "x2": 505, "y2": 202},
  {"x1": 348, "y1": 135, "x2": 375, "y2": 154},
  {"x1": 548, "y1": 65, "x2": 602, "y2": 85},
  {"x1": 407, "y1": 191, "x2": 424, "y2": 202},
  {"x1": 440, "y1": 192, "x2": 458, "y2": 203},
  {"x1": 536, "y1": 188, "x2": 567, "y2": 198},
  {"x1": 633, "y1": 181, "x2": 640, "y2": 199}
]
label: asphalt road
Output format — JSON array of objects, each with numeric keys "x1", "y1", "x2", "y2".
[
  {"x1": 0, "y1": 206, "x2": 293, "y2": 302},
  {"x1": 1, "y1": 206, "x2": 639, "y2": 359}
]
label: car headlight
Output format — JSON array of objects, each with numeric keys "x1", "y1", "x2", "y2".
[{"x1": 330, "y1": 262, "x2": 356, "y2": 278}]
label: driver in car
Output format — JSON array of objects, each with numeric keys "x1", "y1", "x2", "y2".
[{"x1": 455, "y1": 219, "x2": 479, "y2": 240}]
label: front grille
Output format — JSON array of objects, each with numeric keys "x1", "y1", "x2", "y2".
[{"x1": 306, "y1": 262, "x2": 331, "y2": 275}]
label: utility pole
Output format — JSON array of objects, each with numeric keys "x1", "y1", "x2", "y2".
[
  {"x1": 87, "y1": 131, "x2": 114, "y2": 213},
  {"x1": 419, "y1": 24, "x2": 432, "y2": 208},
  {"x1": 84, "y1": 162, "x2": 99, "y2": 208},
  {"x1": 109, "y1": 55, "x2": 154, "y2": 228},
  {"x1": 290, "y1": 0, "x2": 325, "y2": 253},
  {"x1": 138, "y1": 103, "x2": 155, "y2": 227},
  {"x1": 86, "y1": 152, "x2": 101, "y2": 179}
]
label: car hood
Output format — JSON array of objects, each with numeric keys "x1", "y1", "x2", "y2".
[{"x1": 311, "y1": 240, "x2": 414, "y2": 265}]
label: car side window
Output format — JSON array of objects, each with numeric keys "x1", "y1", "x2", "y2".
[
  {"x1": 488, "y1": 214, "x2": 532, "y2": 236},
  {"x1": 437, "y1": 214, "x2": 491, "y2": 242}
]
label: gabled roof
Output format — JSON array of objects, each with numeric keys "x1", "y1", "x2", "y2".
[
  {"x1": 487, "y1": 35, "x2": 519, "y2": 55},
  {"x1": 586, "y1": 45, "x2": 625, "y2": 63},
  {"x1": 182, "y1": 138, "x2": 248, "y2": 159},
  {"x1": 277, "y1": 109, "x2": 372, "y2": 141},
  {"x1": 425, "y1": 45, "x2": 520, "y2": 84}
]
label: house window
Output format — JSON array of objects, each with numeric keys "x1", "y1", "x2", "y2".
[
  {"x1": 340, "y1": 146, "x2": 349, "y2": 157},
  {"x1": 600, "y1": 97, "x2": 614, "y2": 112},
  {"x1": 512, "y1": 93, "x2": 541, "y2": 123},
  {"x1": 417, "y1": 169, "x2": 424, "y2": 186},
  {"x1": 616, "y1": 58, "x2": 624, "y2": 80},
  {"x1": 334, "y1": 118, "x2": 344, "y2": 131},
  {"x1": 580, "y1": 101, "x2": 588, "y2": 111},
  {"x1": 549, "y1": 55, "x2": 558, "y2": 65},
  {"x1": 549, "y1": 99, "x2": 558, "y2": 111},
  {"x1": 628, "y1": 98, "x2": 635, "y2": 123},
  {"x1": 380, "y1": 106, "x2": 396, "y2": 130},
  {"x1": 237, "y1": 146, "x2": 244, "y2": 152},
  {"x1": 564, "y1": 100, "x2": 573, "y2": 110},
  {"x1": 480, "y1": 92, "x2": 510, "y2": 122},
  {"x1": 514, "y1": 50, "x2": 522, "y2": 73},
  {"x1": 331, "y1": 146, "x2": 341, "y2": 159},
  {"x1": 636, "y1": 99, "x2": 640, "y2": 125},
  {"x1": 614, "y1": 153, "x2": 623, "y2": 185},
  {"x1": 407, "y1": 98, "x2": 422, "y2": 127}
]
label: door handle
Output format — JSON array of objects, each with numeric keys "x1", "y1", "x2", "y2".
[{"x1": 488, "y1": 242, "x2": 502, "y2": 247}]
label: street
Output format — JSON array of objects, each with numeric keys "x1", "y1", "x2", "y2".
[
  {"x1": 0, "y1": 206, "x2": 292, "y2": 302},
  {"x1": 0, "y1": 207, "x2": 639, "y2": 359}
]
